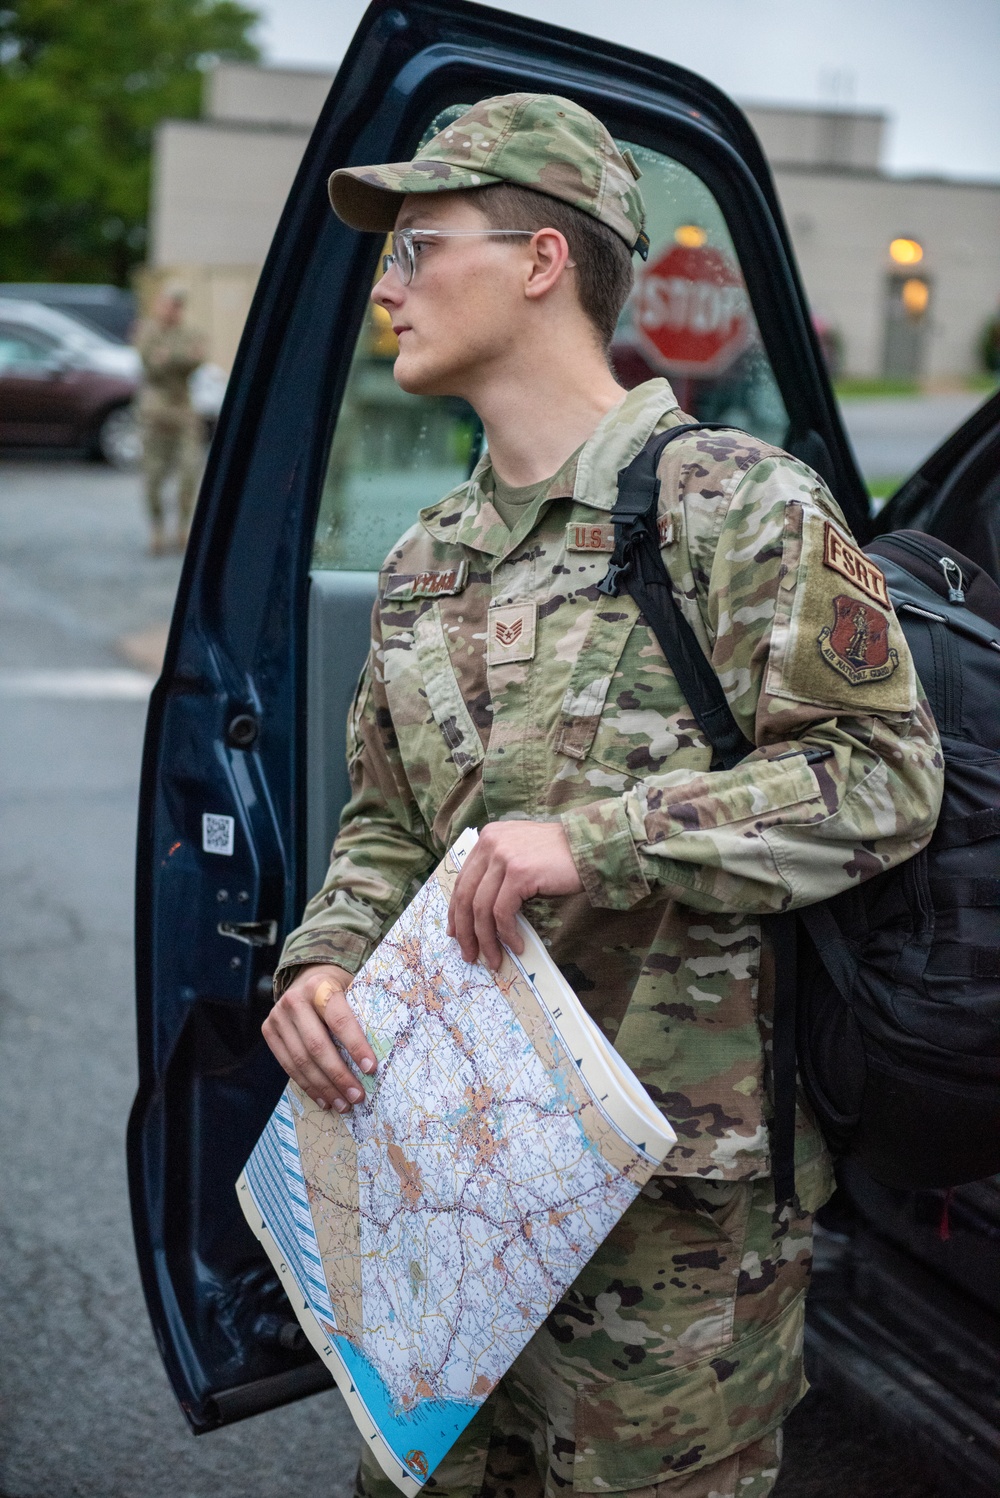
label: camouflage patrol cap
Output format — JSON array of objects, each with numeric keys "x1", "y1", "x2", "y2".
[{"x1": 328, "y1": 93, "x2": 649, "y2": 258}]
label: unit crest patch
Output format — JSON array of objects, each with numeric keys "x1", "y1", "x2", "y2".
[
  {"x1": 818, "y1": 595, "x2": 899, "y2": 684},
  {"x1": 822, "y1": 523, "x2": 890, "y2": 607}
]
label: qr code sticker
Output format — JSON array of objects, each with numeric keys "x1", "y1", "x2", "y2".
[{"x1": 202, "y1": 812, "x2": 235, "y2": 856}]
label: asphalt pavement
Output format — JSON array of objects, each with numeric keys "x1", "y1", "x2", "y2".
[
  {"x1": 839, "y1": 388, "x2": 986, "y2": 482},
  {"x1": 0, "y1": 457, "x2": 360, "y2": 1498},
  {"x1": 0, "y1": 438, "x2": 956, "y2": 1498}
]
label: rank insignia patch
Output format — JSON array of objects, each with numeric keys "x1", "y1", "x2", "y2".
[
  {"x1": 822, "y1": 523, "x2": 890, "y2": 607},
  {"x1": 488, "y1": 601, "x2": 536, "y2": 664},
  {"x1": 819, "y1": 595, "x2": 899, "y2": 684}
]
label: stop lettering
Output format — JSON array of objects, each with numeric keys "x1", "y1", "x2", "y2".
[{"x1": 632, "y1": 243, "x2": 751, "y2": 377}]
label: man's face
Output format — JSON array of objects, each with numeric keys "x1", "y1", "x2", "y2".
[
  {"x1": 371, "y1": 194, "x2": 530, "y2": 398},
  {"x1": 156, "y1": 294, "x2": 184, "y2": 328}
]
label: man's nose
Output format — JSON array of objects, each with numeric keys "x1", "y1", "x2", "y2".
[{"x1": 371, "y1": 270, "x2": 401, "y2": 309}]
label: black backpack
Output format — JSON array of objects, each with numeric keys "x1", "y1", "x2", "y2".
[{"x1": 599, "y1": 424, "x2": 1000, "y2": 1197}]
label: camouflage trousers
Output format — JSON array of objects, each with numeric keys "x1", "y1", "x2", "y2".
[
  {"x1": 140, "y1": 409, "x2": 203, "y2": 530},
  {"x1": 355, "y1": 1154, "x2": 831, "y2": 1498}
]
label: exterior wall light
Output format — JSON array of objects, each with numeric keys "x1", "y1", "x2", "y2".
[
  {"x1": 901, "y1": 278, "x2": 930, "y2": 316},
  {"x1": 890, "y1": 237, "x2": 924, "y2": 265},
  {"x1": 674, "y1": 224, "x2": 708, "y2": 248}
]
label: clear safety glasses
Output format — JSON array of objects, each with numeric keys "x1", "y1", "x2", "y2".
[{"x1": 381, "y1": 228, "x2": 534, "y2": 286}]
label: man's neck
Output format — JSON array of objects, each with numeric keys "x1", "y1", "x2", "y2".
[{"x1": 468, "y1": 339, "x2": 625, "y2": 488}]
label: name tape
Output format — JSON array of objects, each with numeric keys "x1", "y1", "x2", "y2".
[
  {"x1": 382, "y1": 560, "x2": 469, "y2": 601},
  {"x1": 566, "y1": 516, "x2": 673, "y2": 553}
]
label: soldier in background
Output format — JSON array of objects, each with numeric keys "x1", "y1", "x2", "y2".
[{"x1": 135, "y1": 286, "x2": 205, "y2": 555}]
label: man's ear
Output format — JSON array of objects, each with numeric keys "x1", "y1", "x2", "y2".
[{"x1": 523, "y1": 228, "x2": 573, "y2": 301}]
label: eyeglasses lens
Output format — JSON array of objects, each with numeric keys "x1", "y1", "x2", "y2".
[
  {"x1": 397, "y1": 234, "x2": 414, "y2": 285},
  {"x1": 382, "y1": 235, "x2": 413, "y2": 285}
]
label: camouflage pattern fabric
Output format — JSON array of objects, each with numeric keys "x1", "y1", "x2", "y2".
[
  {"x1": 354, "y1": 1153, "x2": 830, "y2": 1498},
  {"x1": 139, "y1": 408, "x2": 203, "y2": 527},
  {"x1": 135, "y1": 321, "x2": 204, "y2": 528},
  {"x1": 135, "y1": 322, "x2": 203, "y2": 413},
  {"x1": 328, "y1": 93, "x2": 648, "y2": 254},
  {"x1": 277, "y1": 376, "x2": 943, "y2": 1183}
]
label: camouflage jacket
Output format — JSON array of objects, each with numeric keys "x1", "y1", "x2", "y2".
[
  {"x1": 277, "y1": 378, "x2": 943, "y2": 1180},
  {"x1": 136, "y1": 323, "x2": 202, "y2": 412}
]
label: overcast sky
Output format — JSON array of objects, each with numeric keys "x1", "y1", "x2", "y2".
[{"x1": 254, "y1": 0, "x2": 1000, "y2": 180}]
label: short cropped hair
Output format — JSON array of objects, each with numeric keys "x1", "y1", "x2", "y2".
[{"x1": 473, "y1": 183, "x2": 634, "y2": 353}]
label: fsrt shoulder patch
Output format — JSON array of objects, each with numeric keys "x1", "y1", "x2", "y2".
[{"x1": 823, "y1": 523, "x2": 890, "y2": 607}]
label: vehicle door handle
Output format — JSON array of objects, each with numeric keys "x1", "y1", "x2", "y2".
[{"x1": 217, "y1": 919, "x2": 278, "y2": 947}]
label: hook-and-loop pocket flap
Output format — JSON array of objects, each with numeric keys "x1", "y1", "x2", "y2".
[
  {"x1": 554, "y1": 598, "x2": 639, "y2": 761},
  {"x1": 413, "y1": 605, "x2": 485, "y2": 778}
]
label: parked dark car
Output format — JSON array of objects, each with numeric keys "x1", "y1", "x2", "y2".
[
  {"x1": 127, "y1": 3, "x2": 1000, "y2": 1493},
  {"x1": 0, "y1": 281, "x2": 136, "y2": 342},
  {"x1": 0, "y1": 297, "x2": 141, "y2": 466}
]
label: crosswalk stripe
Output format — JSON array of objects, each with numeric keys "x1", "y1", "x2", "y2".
[{"x1": 0, "y1": 669, "x2": 155, "y2": 699}]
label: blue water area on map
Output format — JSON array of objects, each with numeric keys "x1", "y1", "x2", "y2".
[{"x1": 333, "y1": 1335, "x2": 477, "y2": 1478}]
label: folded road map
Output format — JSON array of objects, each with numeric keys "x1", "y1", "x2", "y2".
[{"x1": 237, "y1": 828, "x2": 675, "y2": 1494}]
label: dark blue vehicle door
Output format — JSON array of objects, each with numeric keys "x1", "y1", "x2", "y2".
[{"x1": 128, "y1": 0, "x2": 866, "y2": 1432}]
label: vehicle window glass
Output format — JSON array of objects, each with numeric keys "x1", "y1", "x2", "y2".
[
  {"x1": 608, "y1": 145, "x2": 787, "y2": 444},
  {"x1": 312, "y1": 122, "x2": 788, "y2": 570},
  {"x1": 0, "y1": 325, "x2": 57, "y2": 372}
]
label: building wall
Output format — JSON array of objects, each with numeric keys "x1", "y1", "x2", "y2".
[
  {"x1": 150, "y1": 118, "x2": 311, "y2": 266},
  {"x1": 775, "y1": 168, "x2": 1000, "y2": 379},
  {"x1": 206, "y1": 61, "x2": 333, "y2": 129},
  {"x1": 146, "y1": 63, "x2": 1000, "y2": 380},
  {"x1": 745, "y1": 103, "x2": 885, "y2": 171},
  {"x1": 148, "y1": 110, "x2": 314, "y2": 367}
]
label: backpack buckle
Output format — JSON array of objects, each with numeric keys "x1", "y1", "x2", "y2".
[{"x1": 597, "y1": 558, "x2": 629, "y2": 596}]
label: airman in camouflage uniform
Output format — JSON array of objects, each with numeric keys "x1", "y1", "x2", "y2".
[
  {"x1": 135, "y1": 285, "x2": 204, "y2": 554},
  {"x1": 269, "y1": 95, "x2": 944, "y2": 1498}
]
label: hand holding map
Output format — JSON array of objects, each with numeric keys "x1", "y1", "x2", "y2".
[{"x1": 238, "y1": 829, "x2": 675, "y2": 1494}]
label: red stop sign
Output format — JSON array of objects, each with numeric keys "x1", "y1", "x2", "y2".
[{"x1": 632, "y1": 243, "x2": 751, "y2": 377}]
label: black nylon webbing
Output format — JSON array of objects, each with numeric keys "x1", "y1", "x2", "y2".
[
  {"x1": 927, "y1": 944, "x2": 1000, "y2": 978},
  {"x1": 929, "y1": 876, "x2": 1000, "y2": 908},
  {"x1": 934, "y1": 808, "x2": 1000, "y2": 849},
  {"x1": 599, "y1": 425, "x2": 754, "y2": 772},
  {"x1": 601, "y1": 424, "x2": 798, "y2": 1201}
]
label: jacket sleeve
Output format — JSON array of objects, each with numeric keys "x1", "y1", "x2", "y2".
[
  {"x1": 560, "y1": 458, "x2": 945, "y2": 915},
  {"x1": 274, "y1": 601, "x2": 437, "y2": 990}
]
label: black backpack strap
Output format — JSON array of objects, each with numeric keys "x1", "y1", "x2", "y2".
[
  {"x1": 598, "y1": 425, "x2": 753, "y2": 772},
  {"x1": 599, "y1": 423, "x2": 797, "y2": 1201}
]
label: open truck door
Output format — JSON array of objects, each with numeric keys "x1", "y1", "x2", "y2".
[
  {"x1": 128, "y1": 0, "x2": 866, "y2": 1435},
  {"x1": 800, "y1": 390, "x2": 1000, "y2": 1498}
]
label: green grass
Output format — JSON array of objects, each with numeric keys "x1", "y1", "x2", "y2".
[
  {"x1": 835, "y1": 377, "x2": 919, "y2": 399},
  {"x1": 835, "y1": 374, "x2": 999, "y2": 399},
  {"x1": 867, "y1": 477, "x2": 905, "y2": 506}
]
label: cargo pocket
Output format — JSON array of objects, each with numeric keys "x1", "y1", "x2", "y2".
[
  {"x1": 571, "y1": 1293, "x2": 806, "y2": 1492},
  {"x1": 412, "y1": 606, "x2": 485, "y2": 778},
  {"x1": 556, "y1": 600, "x2": 712, "y2": 789},
  {"x1": 379, "y1": 601, "x2": 485, "y2": 834}
]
